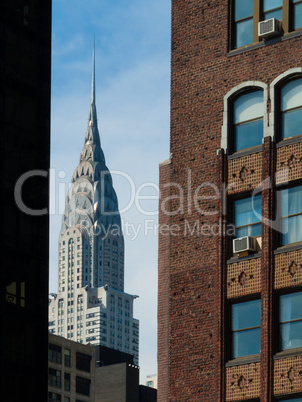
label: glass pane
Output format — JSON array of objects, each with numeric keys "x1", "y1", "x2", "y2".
[
  {"x1": 263, "y1": 0, "x2": 282, "y2": 11},
  {"x1": 237, "y1": 222, "x2": 261, "y2": 238},
  {"x1": 281, "y1": 321, "x2": 302, "y2": 349},
  {"x1": 233, "y1": 327, "x2": 261, "y2": 358},
  {"x1": 235, "y1": 195, "x2": 262, "y2": 228},
  {"x1": 282, "y1": 107, "x2": 302, "y2": 139},
  {"x1": 282, "y1": 215, "x2": 302, "y2": 244},
  {"x1": 282, "y1": 399, "x2": 302, "y2": 402},
  {"x1": 281, "y1": 185, "x2": 302, "y2": 217},
  {"x1": 235, "y1": 119, "x2": 263, "y2": 150},
  {"x1": 235, "y1": 18, "x2": 253, "y2": 48},
  {"x1": 264, "y1": 8, "x2": 282, "y2": 20},
  {"x1": 280, "y1": 292, "x2": 302, "y2": 322},
  {"x1": 234, "y1": 91, "x2": 263, "y2": 123},
  {"x1": 235, "y1": 0, "x2": 254, "y2": 20},
  {"x1": 232, "y1": 300, "x2": 261, "y2": 330},
  {"x1": 294, "y1": 3, "x2": 302, "y2": 30},
  {"x1": 281, "y1": 78, "x2": 302, "y2": 111}
]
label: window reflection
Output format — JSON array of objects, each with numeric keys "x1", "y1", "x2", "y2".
[
  {"x1": 234, "y1": 0, "x2": 254, "y2": 48},
  {"x1": 234, "y1": 195, "x2": 262, "y2": 238},
  {"x1": 280, "y1": 185, "x2": 302, "y2": 245},
  {"x1": 263, "y1": 0, "x2": 283, "y2": 20},
  {"x1": 281, "y1": 78, "x2": 302, "y2": 139},
  {"x1": 232, "y1": 299, "x2": 261, "y2": 358},
  {"x1": 233, "y1": 90, "x2": 263, "y2": 151},
  {"x1": 280, "y1": 292, "x2": 302, "y2": 350},
  {"x1": 293, "y1": 0, "x2": 302, "y2": 29}
]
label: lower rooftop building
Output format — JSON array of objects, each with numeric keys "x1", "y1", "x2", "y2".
[{"x1": 48, "y1": 334, "x2": 155, "y2": 402}]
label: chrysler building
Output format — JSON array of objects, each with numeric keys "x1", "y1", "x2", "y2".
[{"x1": 49, "y1": 45, "x2": 139, "y2": 364}]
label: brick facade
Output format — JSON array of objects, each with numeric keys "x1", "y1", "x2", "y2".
[{"x1": 158, "y1": 0, "x2": 302, "y2": 400}]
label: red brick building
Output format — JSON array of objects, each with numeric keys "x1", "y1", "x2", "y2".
[{"x1": 158, "y1": 1, "x2": 302, "y2": 400}]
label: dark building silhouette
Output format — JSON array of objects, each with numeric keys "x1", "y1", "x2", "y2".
[
  {"x1": 158, "y1": 0, "x2": 302, "y2": 401},
  {"x1": 0, "y1": 1, "x2": 51, "y2": 400}
]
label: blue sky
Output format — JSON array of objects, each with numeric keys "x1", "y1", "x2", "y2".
[{"x1": 50, "y1": 0, "x2": 171, "y2": 384}]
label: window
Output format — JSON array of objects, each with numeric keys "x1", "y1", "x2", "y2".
[
  {"x1": 64, "y1": 349, "x2": 71, "y2": 367},
  {"x1": 281, "y1": 78, "x2": 302, "y2": 139},
  {"x1": 233, "y1": 0, "x2": 254, "y2": 48},
  {"x1": 48, "y1": 344, "x2": 62, "y2": 364},
  {"x1": 293, "y1": 0, "x2": 302, "y2": 29},
  {"x1": 48, "y1": 368, "x2": 62, "y2": 388},
  {"x1": 234, "y1": 195, "x2": 262, "y2": 238},
  {"x1": 280, "y1": 291, "x2": 302, "y2": 350},
  {"x1": 232, "y1": 1, "x2": 302, "y2": 50},
  {"x1": 76, "y1": 352, "x2": 91, "y2": 372},
  {"x1": 231, "y1": 299, "x2": 261, "y2": 358},
  {"x1": 64, "y1": 373, "x2": 70, "y2": 391},
  {"x1": 263, "y1": 0, "x2": 283, "y2": 20},
  {"x1": 76, "y1": 376, "x2": 91, "y2": 396},
  {"x1": 279, "y1": 185, "x2": 302, "y2": 245},
  {"x1": 281, "y1": 398, "x2": 302, "y2": 401},
  {"x1": 48, "y1": 392, "x2": 61, "y2": 402},
  {"x1": 232, "y1": 90, "x2": 263, "y2": 152}
]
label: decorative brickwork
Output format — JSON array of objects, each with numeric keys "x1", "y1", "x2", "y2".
[
  {"x1": 227, "y1": 258, "x2": 261, "y2": 299},
  {"x1": 275, "y1": 249, "x2": 302, "y2": 289},
  {"x1": 228, "y1": 152, "x2": 262, "y2": 195},
  {"x1": 226, "y1": 363, "x2": 261, "y2": 401},
  {"x1": 274, "y1": 356, "x2": 302, "y2": 396},
  {"x1": 276, "y1": 142, "x2": 302, "y2": 184}
]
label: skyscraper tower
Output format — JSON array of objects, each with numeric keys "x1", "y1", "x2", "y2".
[{"x1": 49, "y1": 44, "x2": 139, "y2": 365}]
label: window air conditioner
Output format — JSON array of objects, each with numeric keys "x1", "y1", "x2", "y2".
[
  {"x1": 233, "y1": 236, "x2": 256, "y2": 254},
  {"x1": 258, "y1": 18, "x2": 281, "y2": 39}
]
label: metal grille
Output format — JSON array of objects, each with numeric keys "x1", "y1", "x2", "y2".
[
  {"x1": 259, "y1": 19, "x2": 274, "y2": 35},
  {"x1": 233, "y1": 237, "x2": 248, "y2": 253}
]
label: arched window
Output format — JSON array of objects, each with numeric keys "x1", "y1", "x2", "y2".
[
  {"x1": 281, "y1": 77, "x2": 302, "y2": 140},
  {"x1": 232, "y1": 90, "x2": 264, "y2": 152}
]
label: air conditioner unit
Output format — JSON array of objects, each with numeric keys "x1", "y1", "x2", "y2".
[
  {"x1": 233, "y1": 236, "x2": 256, "y2": 254},
  {"x1": 258, "y1": 18, "x2": 281, "y2": 39}
]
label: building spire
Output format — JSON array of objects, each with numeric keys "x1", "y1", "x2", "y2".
[
  {"x1": 91, "y1": 34, "x2": 95, "y2": 104},
  {"x1": 85, "y1": 37, "x2": 100, "y2": 146}
]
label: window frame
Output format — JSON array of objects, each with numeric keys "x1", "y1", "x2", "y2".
[
  {"x1": 228, "y1": 297, "x2": 262, "y2": 360},
  {"x1": 232, "y1": 193, "x2": 262, "y2": 240},
  {"x1": 278, "y1": 77, "x2": 302, "y2": 141},
  {"x1": 221, "y1": 82, "x2": 268, "y2": 155},
  {"x1": 276, "y1": 183, "x2": 302, "y2": 247},
  {"x1": 231, "y1": 0, "x2": 302, "y2": 51},
  {"x1": 278, "y1": 290, "x2": 302, "y2": 352},
  {"x1": 230, "y1": 89, "x2": 264, "y2": 153}
]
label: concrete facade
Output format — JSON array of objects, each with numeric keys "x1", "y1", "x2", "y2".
[{"x1": 49, "y1": 334, "x2": 95, "y2": 402}]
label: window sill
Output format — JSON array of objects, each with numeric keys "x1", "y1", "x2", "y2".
[
  {"x1": 274, "y1": 347, "x2": 302, "y2": 360},
  {"x1": 227, "y1": 29, "x2": 302, "y2": 57},
  {"x1": 276, "y1": 134, "x2": 302, "y2": 148},
  {"x1": 228, "y1": 145, "x2": 262, "y2": 160},
  {"x1": 274, "y1": 241, "x2": 302, "y2": 255},
  {"x1": 225, "y1": 354, "x2": 260, "y2": 367},
  {"x1": 227, "y1": 252, "x2": 262, "y2": 265}
]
